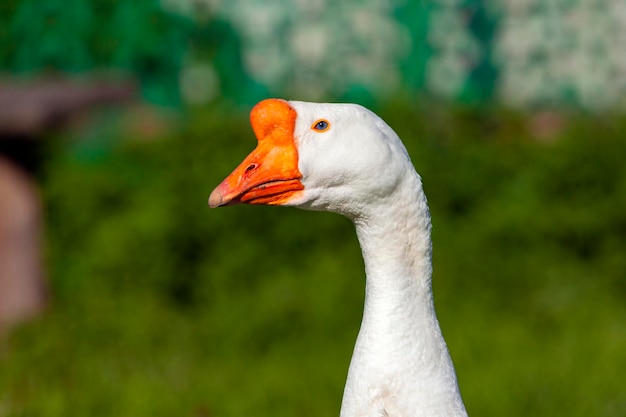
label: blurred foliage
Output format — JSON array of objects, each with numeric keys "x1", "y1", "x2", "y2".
[
  {"x1": 4, "y1": 0, "x2": 625, "y2": 109},
  {"x1": 1, "y1": 101, "x2": 625, "y2": 417},
  {"x1": 1, "y1": 0, "x2": 264, "y2": 106}
]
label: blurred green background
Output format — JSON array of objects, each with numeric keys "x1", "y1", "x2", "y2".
[{"x1": 1, "y1": 0, "x2": 625, "y2": 416}]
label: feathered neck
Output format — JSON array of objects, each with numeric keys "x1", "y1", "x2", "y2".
[{"x1": 340, "y1": 170, "x2": 468, "y2": 417}]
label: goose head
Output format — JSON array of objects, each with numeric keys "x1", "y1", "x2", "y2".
[{"x1": 209, "y1": 98, "x2": 414, "y2": 218}]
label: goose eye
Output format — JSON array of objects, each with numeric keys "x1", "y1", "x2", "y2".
[{"x1": 311, "y1": 119, "x2": 330, "y2": 132}]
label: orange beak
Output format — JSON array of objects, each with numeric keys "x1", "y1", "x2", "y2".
[{"x1": 208, "y1": 99, "x2": 304, "y2": 208}]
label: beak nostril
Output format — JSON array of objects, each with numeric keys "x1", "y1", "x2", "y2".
[{"x1": 245, "y1": 163, "x2": 258, "y2": 176}]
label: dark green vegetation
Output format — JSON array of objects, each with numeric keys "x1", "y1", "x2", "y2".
[{"x1": 1, "y1": 103, "x2": 625, "y2": 416}]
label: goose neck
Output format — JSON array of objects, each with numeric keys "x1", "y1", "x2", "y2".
[{"x1": 353, "y1": 175, "x2": 433, "y2": 305}]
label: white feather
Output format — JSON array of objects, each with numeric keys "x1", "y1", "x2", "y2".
[{"x1": 285, "y1": 101, "x2": 468, "y2": 417}]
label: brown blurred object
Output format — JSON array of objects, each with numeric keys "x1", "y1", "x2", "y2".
[
  {"x1": 0, "y1": 77, "x2": 136, "y2": 335},
  {"x1": 0, "y1": 78, "x2": 137, "y2": 136},
  {"x1": 0, "y1": 156, "x2": 46, "y2": 332},
  {"x1": 528, "y1": 111, "x2": 567, "y2": 143}
]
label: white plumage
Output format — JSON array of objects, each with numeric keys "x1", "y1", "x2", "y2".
[{"x1": 210, "y1": 99, "x2": 468, "y2": 417}]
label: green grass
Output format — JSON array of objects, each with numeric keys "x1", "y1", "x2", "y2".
[{"x1": 1, "y1": 102, "x2": 625, "y2": 417}]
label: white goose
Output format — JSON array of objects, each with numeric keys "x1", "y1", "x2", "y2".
[{"x1": 209, "y1": 99, "x2": 468, "y2": 417}]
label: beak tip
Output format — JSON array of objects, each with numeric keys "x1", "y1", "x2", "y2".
[{"x1": 208, "y1": 188, "x2": 224, "y2": 208}]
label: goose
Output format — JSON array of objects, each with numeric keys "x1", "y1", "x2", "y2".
[{"x1": 209, "y1": 99, "x2": 468, "y2": 417}]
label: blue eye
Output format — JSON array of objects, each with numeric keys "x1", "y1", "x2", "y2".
[
  {"x1": 315, "y1": 120, "x2": 328, "y2": 130},
  {"x1": 312, "y1": 119, "x2": 330, "y2": 132}
]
